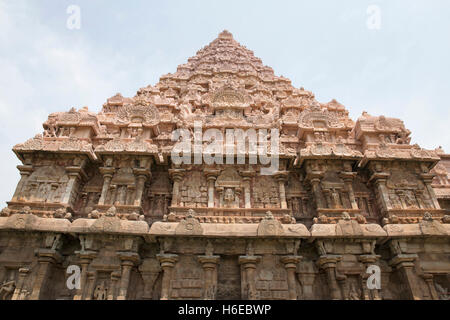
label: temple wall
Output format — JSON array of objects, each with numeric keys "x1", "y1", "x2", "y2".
[{"x1": 2, "y1": 30, "x2": 449, "y2": 300}]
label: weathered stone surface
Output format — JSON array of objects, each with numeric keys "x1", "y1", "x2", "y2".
[{"x1": 1, "y1": 31, "x2": 449, "y2": 300}]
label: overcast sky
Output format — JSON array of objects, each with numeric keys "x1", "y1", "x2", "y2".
[{"x1": 0, "y1": 0, "x2": 449, "y2": 206}]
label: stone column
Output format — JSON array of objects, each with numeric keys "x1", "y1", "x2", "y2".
[
  {"x1": 29, "y1": 249, "x2": 62, "y2": 300},
  {"x1": 85, "y1": 271, "x2": 97, "y2": 300},
  {"x1": 204, "y1": 170, "x2": 219, "y2": 208},
  {"x1": 98, "y1": 167, "x2": 115, "y2": 205},
  {"x1": 107, "y1": 272, "x2": 121, "y2": 300},
  {"x1": 157, "y1": 254, "x2": 178, "y2": 300},
  {"x1": 62, "y1": 165, "x2": 86, "y2": 205},
  {"x1": 243, "y1": 178, "x2": 251, "y2": 209},
  {"x1": 240, "y1": 170, "x2": 255, "y2": 209},
  {"x1": 275, "y1": 172, "x2": 289, "y2": 209},
  {"x1": 133, "y1": 168, "x2": 150, "y2": 206},
  {"x1": 198, "y1": 255, "x2": 220, "y2": 299},
  {"x1": 73, "y1": 250, "x2": 97, "y2": 300},
  {"x1": 340, "y1": 172, "x2": 358, "y2": 210},
  {"x1": 358, "y1": 254, "x2": 381, "y2": 300},
  {"x1": 281, "y1": 255, "x2": 302, "y2": 300},
  {"x1": 422, "y1": 273, "x2": 439, "y2": 300},
  {"x1": 116, "y1": 252, "x2": 140, "y2": 300},
  {"x1": 169, "y1": 169, "x2": 185, "y2": 207},
  {"x1": 369, "y1": 172, "x2": 391, "y2": 213},
  {"x1": 389, "y1": 253, "x2": 421, "y2": 300},
  {"x1": 12, "y1": 165, "x2": 33, "y2": 201},
  {"x1": 238, "y1": 255, "x2": 260, "y2": 300},
  {"x1": 61, "y1": 173, "x2": 78, "y2": 205},
  {"x1": 317, "y1": 255, "x2": 342, "y2": 300},
  {"x1": 306, "y1": 171, "x2": 325, "y2": 209},
  {"x1": 421, "y1": 173, "x2": 441, "y2": 209}
]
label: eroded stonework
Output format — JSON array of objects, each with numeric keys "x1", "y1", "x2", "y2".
[{"x1": 0, "y1": 30, "x2": 449, "y2": 300}]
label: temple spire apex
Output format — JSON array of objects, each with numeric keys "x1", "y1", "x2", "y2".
[{"x1": 218, "y1": 30, "x2": 233, "y2": 40}]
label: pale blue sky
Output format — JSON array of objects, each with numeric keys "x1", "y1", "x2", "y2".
[{"x1": 0, "y1": 0, "x2": 449, "y2": 205}]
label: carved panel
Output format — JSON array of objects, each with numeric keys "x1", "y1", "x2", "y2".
[
  {"x1": 252, "y1": 176, "x2": 280, "y2": 208},
  {"x1": 20, "y1": 165, "x2": 68, "y2": 203},
  {"x1": 179, "y1": 171, "x2": 208, "y2": 207}
]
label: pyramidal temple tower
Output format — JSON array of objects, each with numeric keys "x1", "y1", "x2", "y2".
[{"x1": 0, "y1": 31, "x2": 449, "y2": 300}]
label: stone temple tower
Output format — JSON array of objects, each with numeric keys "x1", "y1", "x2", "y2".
[{"x1": 0, "y1": 31, "x2": 449, "y2": 300}]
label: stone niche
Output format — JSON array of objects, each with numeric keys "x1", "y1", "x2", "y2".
[
  {"x1": 75, "y1": 170, "x2": 103, "y2": 216},
  {"x1": 215, "y1": 167, "x2": 243, "y2": 209},
  {"x1": 106, "y1": 167, "x2": 137, "y2": 205},
  {"x1": 145, "y1": 169, "x2": 171, "y2": 220}
]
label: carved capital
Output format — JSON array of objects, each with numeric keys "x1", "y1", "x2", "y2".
[
  {"x1": 317, "y1": 254, "x2": 341, "y2": 269},
  {"x1": 389, "y1": 254, "x2": 418, "y2": 269},
  {"x1": 156, "y1": 253, "x2": 178, "y2": 268}
]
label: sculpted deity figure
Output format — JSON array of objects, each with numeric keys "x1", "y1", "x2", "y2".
[
  {"x1": 44, "y1": 118, "x2": 58, "y2": 137},
  {"x1": 93, "y1": 281, "x2": 108, "y2": 300},
  {"x1": 105, "y1": 205, "x2": 117, "y2": 217},
  {"x1": 404, "y1": 192, "x2": 418, "y2": 209},
  {"x1": 396, "y1": 129, "x2": 411, "y2": 144},
  {"x1": 224, "y1": 188, "x2": 235, "y2": 206},
  {"x1": 389, "y1": 192, "x2": 402, "y2": 209},
  {"x1": 0, "y1": 280, "x2": 15, "y2": 300}
]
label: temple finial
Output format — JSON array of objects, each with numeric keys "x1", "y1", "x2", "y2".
[{"x1": 218, "y1": 30, "x2": 233, "y2": 40}]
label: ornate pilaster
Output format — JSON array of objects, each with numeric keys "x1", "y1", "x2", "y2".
[
  {"x1": 238, "y1": 255, "x2": 261, "y2": 300},
  {"x1": 133, "y1": 168, "x2": 151, "y2": 206},
  {"x1": 358, "y1": 254, "x2": 382, "y2": 300},
  {"x1": 275, "y1": 171, "x2": 289, "y2": 209},
  {"x1": 389, "y1": 253, "x2": 421, "y2": 300},
  {"x1": 421, "y1": 173, "x2": 441, "y2": 209},
  {"x1": 340, "y1": 171, "x2": 358, "y2": 210},
  {"x1": 306, "y1": 171, "x2": 326, "y2": 209},
  {"x1": 240, "y1": 170, "x2": 255, "y2": 209},
  {"x1": 29, "y1": 249, "x2": 62, "y2": 300},
  {"x1": 156, "y1": 254, "x2": 178, "y2": 300},
  {"x1": 62, "y1": 166, "x2": 85, "y2": 205},
  {"x1": 204, "y1": 169, "x2": 220, "y2": 208},
  {"x1": 73, "y1": 250, "x2": 97, "y2": 300},
  {"x1": 281, "y1": 255, "x2": 302, "y2": 300},
  {"x1": 198, "y1": 255, "x2": 220, "y2": 299},
  {"x1": 98, "y1": 167, "x2": 115, "y2": 205},
  {"x1": 169, "y1": 169, "x2": 185, "y2": 207},
  {"x1": 107, "y1": 271, "x2": 121, "y2": 300},
  {"x1": 117, "y1": 252, "x2": 140, "y2": 300},
  {"x1": 422, "y1": 273, "x2": 439, "y2": 300},
  {"x1": 369, "y1": 171, "x2": 391, "y2": 214},
  {"x1": 317, "y1": 255, "x2": 342, "y2": 300},
  {"x1": 85, "y1": 270, "x2": 97, "y2": 300}
]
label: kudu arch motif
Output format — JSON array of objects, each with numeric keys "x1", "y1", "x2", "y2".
[{"x1": 0, "y1": 30, "x2": 449, "y2": 300}]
